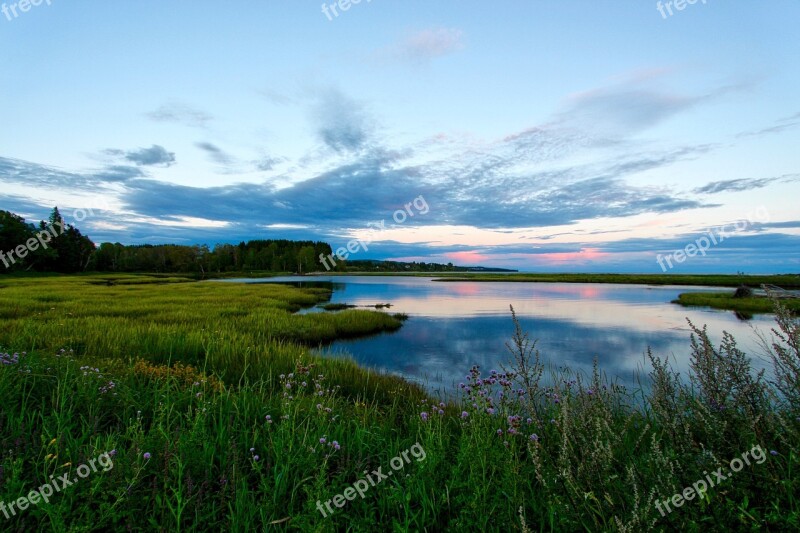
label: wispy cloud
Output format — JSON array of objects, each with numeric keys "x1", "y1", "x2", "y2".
[
  {"x1": 377, "y1": 27, "x2": 465, "y2": 64},
  {"x1": 106, "y1": 145, "x2": 176, "y2": 167},
  {"x1": 694, "y1": 174, "x2": 800, "y2": 195},
  {"x1": 146, "y1": 101, "x2": 213, "y2": 128},
  {"x1": 313, "y1": 88, "x2": 372, "y2": 153},
  {"x1": 737, "y1": 112, "x2": 800, "y2": 138},
  {"x1": 195, "y1": 142, "x2": 238, "y2": 170},
  {"x1": 253, "y1": 155, "x2": 284, "y2": 172}
]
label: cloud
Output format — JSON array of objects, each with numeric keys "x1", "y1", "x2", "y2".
[
  {"x1": 107, "y1": 145, "x2": 176, "y2": 167},
  {"x1": 253, "y1": 155, "x2": 284, "y2": 172},
  {"x1": 0, "y1": 156, "x2": 142, "y2": 190},
  {"x1": 258, "y1": 88, "x2": 298, "y2": 106},
  {"x1": 91, "y1": 165, "x2": 146, "y2": 182},
  {"x1": 146, "y1": 102, "x2": 213, "y2": 128},
  {"x1": 195, "y1": 142, "x2": 237, "y2": 168},
  {"x1": 554, "y1": 87, "x2": 697, "y2": 139},
  {"x1": 377, "y1": 27, "x2": 465, "y2": 64},
  {"x1": 551, "y1": 77, "x2": 749, "y2": 141},
  {"x1": 313, "y1": 88, "x2": 372, "y2": 153},
  {"x1": 6, "y1": 72, "x2": 795, "y2": 272},
  {"x1": 737, "y1": 112, "x2": 800, "y2": 138},
  {"x1": 693, "y1": 174, "x2": 800, "y2": 195}
]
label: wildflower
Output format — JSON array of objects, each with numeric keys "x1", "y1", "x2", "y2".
[
  {"x1": 109, "y1": 450, "x2": 117, "y2": 457},
  {"x1": 250, "y1": 448, "x2": 255, "y2": 453},
  {"x1": 770, "y1": 450, "x2": 778, "y2": 456},
  {"x1": 253, "y1": 455, "x2": 260, "y2": 461},
  {"x1": 497, "y1": 429, "x2": 503, "y2": 436},
  {"x1": 526, "y1": 418, "x2": 533, "y2": 425},
  {"x1": 317, "y1": 404, "x2": 323, "y2": 410},
  {"x1": 529, "y1": 434, "x2": 539, "y2": 442},
  {"x1": 332, "y1": 441, "x2": 341, "y2": 451},
  {"x1": 461, "y1": 411, "x2": 469, "y2": 419},
  {"x1": 143, "y1": 452, "x2": 152, "y2": 460},
  {"x1": 487, "y1": 408, "x2": 495, "y2": 415},
  {"x1": 301, "y1": 382, "x2": 307, "y2": 387},
  {"x1": 420, "y1": 412, "x2": 429, "y2": 421},
  {"x1": 320, "y1": 437, "x2": 327, "y2": 444},
  {"x1": 550, "y1": 419, "x2": 556, "y2": 424}
]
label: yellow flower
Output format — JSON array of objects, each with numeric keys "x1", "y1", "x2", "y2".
[
  {"x1": 48, "y1": 438, "x2": 58, "y2": 446},
  {"x1": 61, "y1": 462, "x2": 72, "y2": 468}
]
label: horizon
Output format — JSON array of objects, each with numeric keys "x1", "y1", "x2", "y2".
[{"x1": 2, "y1": 1, "x2": 799, "y2": 274}]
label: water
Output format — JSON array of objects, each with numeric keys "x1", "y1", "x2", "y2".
[{"x1": 225, "y1": 276, "x2": 777, "y2": 395}]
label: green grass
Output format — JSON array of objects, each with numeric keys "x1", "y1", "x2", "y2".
[
  {"x1": 673, "y1": 291, "x2": 800, "y2": 314},
  {"x1": 1, "y1": 274, "x2": 798, "y2": 531}
]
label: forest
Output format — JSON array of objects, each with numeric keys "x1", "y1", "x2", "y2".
[{"x1": 0, "y1": 208, "x2": 334, "y2": 275}]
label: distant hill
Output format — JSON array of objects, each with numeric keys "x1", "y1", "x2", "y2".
[{"x1": 341, "y1": 259, "x2": 517, "y2": 273}]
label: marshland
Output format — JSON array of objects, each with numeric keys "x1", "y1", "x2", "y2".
[{"x1": 1, "y1": 273, "x2": 798, "y2": 531}]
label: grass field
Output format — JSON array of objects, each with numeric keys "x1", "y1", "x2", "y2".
[
  {"x1": 1, "y1": 274, "x2": 799, "y2": 531},
  {"x1": 673, "y1": 291, "x2": 800, "y2": 315}
]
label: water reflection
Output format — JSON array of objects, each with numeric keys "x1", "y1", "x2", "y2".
[{"x1": 229, "y1": 276, "x2": 776, "y2": 395}]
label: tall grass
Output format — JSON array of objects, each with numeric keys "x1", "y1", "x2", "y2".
[{"x1": 0, "y1": 275, "x2": 798, "y2": 531}]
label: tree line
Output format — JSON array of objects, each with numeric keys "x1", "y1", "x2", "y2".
[{"x1": 0, "y1": 208, "x2": 336, "y2": 275}]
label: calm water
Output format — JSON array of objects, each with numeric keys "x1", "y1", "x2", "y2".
[{"x1": 227, "y1": 276, "x2": 776, "y2": 396}]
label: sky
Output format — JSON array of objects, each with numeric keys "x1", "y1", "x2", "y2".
[{"x1": 1, "y1": 0, "x2": 799, "y2": 273}]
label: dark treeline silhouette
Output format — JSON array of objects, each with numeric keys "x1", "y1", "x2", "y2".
[
  {"x1": 91, "y1": 240, "x2": 333, "y2": 275},
  {"x1": 1, "y1": 208, "x2": 334, "y2": 276},
  {"x1": 0, "y1": 208, "x2": 94, "y2": 273},
  {"x1": 344, "y1": 260, "x2": 517, "y2": 273}
]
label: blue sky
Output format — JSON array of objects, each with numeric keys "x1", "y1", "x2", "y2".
[{"x1": 1, "y1": 0, "x2": 799, "y2": 272}]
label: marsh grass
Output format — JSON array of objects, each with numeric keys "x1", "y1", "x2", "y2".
[
  {"x1": 674, "y1": 291, "x2": 800, "y2": 314},
  {"x1": 0, "y1": 275, "x2": 798, "y2": 531}
]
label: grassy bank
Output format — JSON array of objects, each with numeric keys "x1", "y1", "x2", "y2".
[
  {"x1": 1, "y1": 275, "x2": 798, "y2": 531},
  {"x1": 431, "y1": 273, "x2": 800, "y2": 288},
  {"x1": 0, "y1": 275, "x2": 408, "y2": 399},
  {"x1": 673, "y1": 291, "x2": 800, "y2": 314}
]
